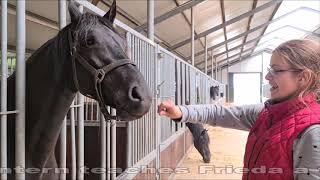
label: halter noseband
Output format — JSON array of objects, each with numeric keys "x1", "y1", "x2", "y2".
[{"x1": 68, "y1": 30, "x2": 135, "y2": 120}]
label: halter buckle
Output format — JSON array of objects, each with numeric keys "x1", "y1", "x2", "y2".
[
  {"x1": 96, "y1": 69, "x2": 106, "y2": 83},
  {"x1": 70, "y1": 46, "x2": 77, "y2": 56}
]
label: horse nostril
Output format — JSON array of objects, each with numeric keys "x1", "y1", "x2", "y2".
[{"x1": 130, "y1": 86, "x2": 142, "y2": 102}]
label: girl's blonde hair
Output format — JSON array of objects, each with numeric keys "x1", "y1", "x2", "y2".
[{"x1": 273, "y1": 39, "x2": 320, "y2": 102}]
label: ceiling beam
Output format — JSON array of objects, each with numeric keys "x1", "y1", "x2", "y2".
[
  {"x1": 206, "y1": 48, "x2": 273, "y2": 74},
  {"x1": 187, "y1": 7, "x2": 320, "y2": 62},
  {"x1": 172, "y1": 0, "x2": 205, "y2": 50},
  {"x1": 204, "y1": 49, "x2": 255, "y2": 74},
  {"x1": 220, "y1": 48, "x2": 273, "y2": 70},
  {"x1": 219, "y1": 0, "x2": 229, "y2": 59},
  {"x1": 194, "y1": 25, "x2": 313, "y2": 67},
  {"x1": 198, "y1": 37, "x2": 286, "y2": 70},
  {"x1": 238, "y1": 0, "x2": 258, "y2": 61},
  {"x1": 170, "y1": 0, "x2": 281, "y2": 50},
  {"x1": 220, "y1": 52, "x2": 264, "y2": 70},
  {"x1": 135, "y1": 0, "x2": 205, "y2": 32}
]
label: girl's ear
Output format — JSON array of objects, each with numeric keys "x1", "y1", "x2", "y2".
[{"x1": 298, "y1": 69, "x2": 312, "y2": 88}]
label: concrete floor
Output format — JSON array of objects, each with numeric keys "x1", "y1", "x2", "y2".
[{"x1": 172, "y1": 126, "x2": 249, "y2": 180}]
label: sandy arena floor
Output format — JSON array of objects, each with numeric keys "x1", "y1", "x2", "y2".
[{"x1": 172, "y1": 126, "x2": 249, "y2": 180}]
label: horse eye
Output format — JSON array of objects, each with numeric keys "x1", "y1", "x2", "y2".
[{"x1": 86, "y1": 37, "x2": 95, "y2": 46}]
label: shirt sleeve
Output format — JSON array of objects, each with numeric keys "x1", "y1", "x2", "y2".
[
  {"x1": 177, "y1": 103, "x2": 264, "y2": 131},
  {"x1": 293, "y1": 125, "x2": 320, "y2": 180}
]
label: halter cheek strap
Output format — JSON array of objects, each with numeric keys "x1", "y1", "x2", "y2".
[{"x1": 68, "y1": 30, "x2": 135, "y2": 120}]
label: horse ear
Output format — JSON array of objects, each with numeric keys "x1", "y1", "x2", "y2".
[
  {"x1": 103, "y1": 0, "x2": 116, "y2": 23},
  {"x1": 68, "y1": 0, "x2": 81, "y2": 23}
]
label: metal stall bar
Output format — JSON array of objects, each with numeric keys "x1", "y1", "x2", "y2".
[
  {"x1": 70, "y1": 100, "x2": 77, "y2": 180},
  {"x1": 139, "y1": 39, "x2": 143, "y2": 160},
  {"x1": 142, "y1": 40, "x2": 146, "y2": 158},
  {"x1": 191, "y1": 6, "x2": 195, "y2": 66},
  {"x1": 152, "y1": 43, "x2": 157, "y2": 154},
  {"x1": 130, "y1": 34, "x2": 135, "y2": 166},
  {"x1": 175, "y1": 60, "x2": 181, "y2": 134},
  {"x1": 137, "y1": 37, "x2": 141, "y2": 162},
  {"x1": 133, "y1": 35, "x2": 137, "y2": 166},
  {"x1": 111, "y1": 108, "x2": 116, "y2": 180},
  {"x1": 205, "y1": 36, "x2": 208, "y2": 74},
  {"x1": 181, "y1": 63, "x2": 186, "y2": 128},
  {"x1": 1, "y1": 1, "x2": 8, "y2": 179},
  {"x1": 153, "y1": 43, "x2": 157, "y2": 152},
  {"x1": 58, "y1": 1, "x2": 67, "y2": 179},
  {"x1": 155, "y1": 45, "x2": 161, "y2": 180},
  {"x1": 100, "y1": 104, "x2": 107, "y2": 180},
  {"x1": 126, "y1": 32, "x2": 133, "y2": 168},
  {"x1": 107, "y1": 107, "x2": 111, "y2": 180},
  {"x1": 15, "y1": 0, "x2": 26, "y2": 179},
  {"x1": 141, "y1": 40, "x2": 145, "y2": 156},
  {"x1": 181, "y1": 63, "x2": 186, "y2": 105},
  {"x1": 146, "y1": 41, "x2": 150, "y2": 157},
  {"x1": 150, "y1": 42, "x2": 154, "y2": 155},
  {"x1": 77, "y1": 5, "x2": 85, "y2": 180},
  {"x1": 59, "y1": 117, "x2": 67, "y2": 180},
  {"x1": 178, "y1": 62, "x2": 183, "y2": 104},
  {"x1": 186, "y1": 66, "x2": 190, "y2": 105},
  {"x1": 215, "y1": 56, "x2": 218, "y2": 80},
  {"x1": 211, "y1": 52, "x2": 214, "y2": 79}
]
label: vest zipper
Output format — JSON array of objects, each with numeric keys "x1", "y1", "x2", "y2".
[
  {"x1": 246, "y1": 138, "x2": 259, "y2": 180},
  {"x1": 246, "y1": 139, "x2": 268, "y2": 180}
]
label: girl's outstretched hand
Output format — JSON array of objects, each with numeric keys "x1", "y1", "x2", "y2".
[{"x1": 157, "y1": 99, "x2": 182, "y2": 120}]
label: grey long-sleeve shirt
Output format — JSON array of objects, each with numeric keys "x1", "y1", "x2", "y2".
[{"x1": 178, "y1": 104, "x2": 320, "y2": 180}]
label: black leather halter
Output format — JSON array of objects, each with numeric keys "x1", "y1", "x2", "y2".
[{"x1": 68, "y1": 30, "x2": 135, "y2": 120}]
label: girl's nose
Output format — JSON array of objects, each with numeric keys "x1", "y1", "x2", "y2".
[{"x1": 265, "y1": 71, "x2": 273, "y2": 80}]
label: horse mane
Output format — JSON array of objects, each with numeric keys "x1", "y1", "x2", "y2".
[{"x1": 13, "y1": 24, "x2": 74, "y2": 88}]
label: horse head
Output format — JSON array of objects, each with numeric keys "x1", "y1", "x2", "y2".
[
  {"x1": 194, "y1": 129, "x2": 211, "y2": 163},
  {"x1": 68, "y1": 0, "x2": 152, "y2": 121}
]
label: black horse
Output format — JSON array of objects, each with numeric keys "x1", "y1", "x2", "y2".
[
  {"x1": 184, "y1": 101, "x2": 211, "y2": 163},
  {"x1": 1, "y1": 1, "x2": 152, "y2": 179},
  {"x1": 186, "y1": 123, "x2": 211, "y2": 163},
  {"x1": 210, "y1": 85, "x2": 219, "y2": 100}
]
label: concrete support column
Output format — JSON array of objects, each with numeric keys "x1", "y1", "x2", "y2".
[
  {"x1": 147, "y1": 0, "x2": 154, "y2": 41},
  {"x1": 205, "y1": 36, "x2": 208, "y2": 74}
]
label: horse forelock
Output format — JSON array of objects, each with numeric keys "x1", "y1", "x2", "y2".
[{"x1": 73, "y1": 14, "x2": 116, "y2": 47}]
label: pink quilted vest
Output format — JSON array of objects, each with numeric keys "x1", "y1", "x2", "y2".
[{"x1": 242, "y1": 93, "x2": 320, "y2": 180}]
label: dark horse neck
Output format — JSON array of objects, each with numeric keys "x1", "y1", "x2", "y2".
[{"x1": 4, "y1": 25, "x2": 76, "y2": 178}]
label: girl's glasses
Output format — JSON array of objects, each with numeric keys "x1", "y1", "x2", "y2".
[{"x1": 267, "y1": 67, "x2": 303, "y2": 76}]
